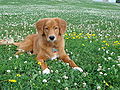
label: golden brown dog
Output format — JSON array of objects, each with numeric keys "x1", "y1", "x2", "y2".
[{"x1": 0, "y1": 18, "x2": 83, "y2": 74}]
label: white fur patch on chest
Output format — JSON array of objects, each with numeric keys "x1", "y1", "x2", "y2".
[{"x1": 51, "y1": 54, "x2": 59, "y2": 60}]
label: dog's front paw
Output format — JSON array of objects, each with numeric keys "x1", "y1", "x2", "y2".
[
  {"x1": 42, "y1": 68, "x2": 50, "y2": 74},
  {"x1": 73, "y1": 67, "x2": 83, "y2": 72}
]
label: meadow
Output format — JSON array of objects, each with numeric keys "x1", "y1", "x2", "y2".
[{"x1": 0, "y1": 0, "x2": 120, "y2": 89}]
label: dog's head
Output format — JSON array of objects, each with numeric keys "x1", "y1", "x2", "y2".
[{"x1": 36, "y1": 18, "x2": 67, "y2": 42}]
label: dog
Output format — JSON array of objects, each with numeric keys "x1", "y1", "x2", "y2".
[{"x1": 0, "y1": 18, "x2": 83, "y2": 74}]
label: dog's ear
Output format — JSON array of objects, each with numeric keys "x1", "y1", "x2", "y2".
[
  {"x1": 54, "y1": 18, "x2": 67, "y2": 35},
  {"x1": 35, "y1": 18, "x2": 49, "y2": 35}
]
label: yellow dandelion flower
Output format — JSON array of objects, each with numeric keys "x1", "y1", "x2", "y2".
[
  {"x1": 105, "y1": 82, "x2": 109, "y2": 86},
  {"x1": 16, "y1": 74, "x2": 21, "y2": 77},
  {"x1": 65, "y1": 38, "x2": 69, "y2": 39},
  {"x1": 114, "y1": 41, "x2": 119, "y2": 43},
  {"x1": 91, "y1": 34, "x2": 95, "y2": 36},
  {"x1": 79, "y1": 33, "x2": 82, "y2": 36},
  {"x1": 72, "y1": 37, "x2": 75, "y2": 39},
  {"x1": 8, "y1": 80, "x2": 17, "y2": 82},
  {"x1": 102, "y1": 41, "x2": 107, "y2": 43},
  {"x1": 38, "y1": 62, "x2": 41, "y2": 65},
  {"x1": 105, "y1": 43, "x2": 109, "y2": 46},
  {"x1": 76, "y1": 36, "x2": 80, "y2": 39},
  {"x1": 101, "y1": 47, "x2": 106, "y2": 49},
  {"x1": 65, "y1": 33, "x2": 68, "y2": 36}
]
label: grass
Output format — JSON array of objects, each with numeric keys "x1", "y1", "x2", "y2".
[{"x1": 0, "y1": 0, "x2": 120, "y2": 89}]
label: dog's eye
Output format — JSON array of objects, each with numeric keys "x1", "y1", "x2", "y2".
[
  {"x1": 45, "y1": 27, "x2": 48, "y2": 30},
  {"x1": 54, "y1": 27, "x2": 58, "y2": 30}
]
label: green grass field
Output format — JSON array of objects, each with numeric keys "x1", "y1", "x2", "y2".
[{"x1": 0, "y1": 0, "x2": 120, "y2": 89}]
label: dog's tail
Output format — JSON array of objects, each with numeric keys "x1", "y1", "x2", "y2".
[{"x1": 0, "y1": 39, "x2": 19, "y2": 46}]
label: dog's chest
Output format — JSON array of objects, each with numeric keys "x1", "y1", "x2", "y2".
[{"x1": 51, "y1": 48, "x2": 59, "y2": 60}]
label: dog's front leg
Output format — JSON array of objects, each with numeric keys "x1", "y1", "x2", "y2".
[
  {"x1": 59, "y1": 49, "x2": 83, "y2": 72},
  {"x1": 36, "y1": 54, "x2": 50, "y2": 74}
]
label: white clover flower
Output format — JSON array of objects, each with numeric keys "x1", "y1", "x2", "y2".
[
  {"x1": 99, "y1": 72, "x2": 103, "y2": 74},
  {"x1": 110, "y1": 52, "x2": 114, "y2": 55},
  {"x1": 103, "y1": 57, "x2": 107, "y2": 61},
  {"x1": 90, "y1": 41, "x2": 92, "y2": 43},
  {"x1": 24, "y1": 61, "x2": 27, "y2": 63},
  {"x1": 57, "y1": 80, "x2": 60, "y2": 83},
  {"x1": 97, "y1": 65, "x2": 102, "y2": 71},
  {"x1": 112, "y1": 65, "x2": 115, "y2": 67},
  {"x1": 82, "y1": 72, "x2": 88, "y2": 77},
  {"x1": 117, "y1": 64, "x2": 120, "y2": 67},
  {"x1": 97, "y1": 85, "x2": 101, "y2": 90},
  {"x1": 74, "y1": 83, "x2": 77, "y2": 86},
  {"x1": 15, "y1": 55, "x2": 19, "y2": 59},
  {"x1": 106, "y1": 50, "x2": 109, "y2": 54},
  {"x1": 39, "y1": 71, "x2": 42, "y2": 74},
  {"x1": 108, "y1": 57, "x2": 112, "y2": 60},
  {"x1": 63, "y1": 75, "x2": 68, "y2": 79},
  {"x1": 55, "y1": 70, "x2": 58, "y2": 73},
  {"x1": 9, "y1": 57, "x2": 12, "y2": 60},
  {"x1": 98, "y1": 48, "x2": 101, "y2": 51},
  {"x1": 104, "y1": 73, "x2": 107, "y2": 76},
  {"x1": 7, "y1": 70, "x2": 11, "y2": 73},
  {"x1": 42, "y1": 79, "x2": 47, "y2": 83},
  {"x1": 83, "y1": 82, "x2": 86, "y2": 87},
  {"x1": 64, "y1": 87, "x2": 68, "y2": 90},
  {"x1": 117, "y1": 56, "x2": 120, "y2": 61},
  {"x1": 51, "y1": 70, "x2": 53, "y2": 73}
]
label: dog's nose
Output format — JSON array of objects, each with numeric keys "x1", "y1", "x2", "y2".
[{"x1": 49, "y1": 36, "x2": 55, "y2": 40}]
